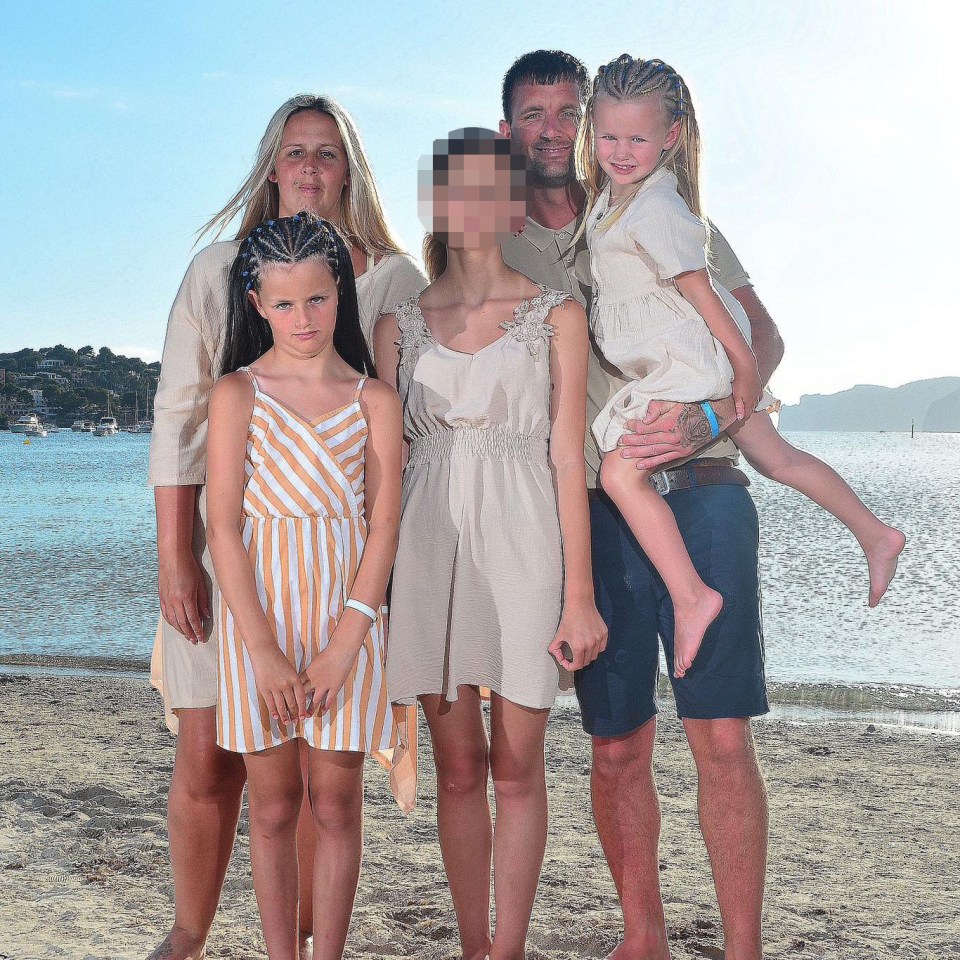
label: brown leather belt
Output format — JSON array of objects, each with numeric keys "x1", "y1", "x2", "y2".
[{"x1": 588, "y1": 458, "x2": 750, "y2": 499}]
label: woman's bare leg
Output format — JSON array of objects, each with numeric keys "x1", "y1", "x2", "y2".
[
  {"x1": 421, "y1": 689, "x2": 493, "y2": 960},
  {"x1": 599, "y1": 451, "x2": 722, "y2": 676},
  {"x1": 488, "y1": 695, "x2": 551, "y2": 960},
  {"x1": 732, "y1": 412, "x2": 906, "y2": 606},
  {"x1": 146, "y1": 706, "x2": 247, "y2": 960},
  {"x1": 244, "y1": 740, "x2": 304, "y2": 960},
  {"x1": 305, "y1": 748, "x2": 364, "y2": 960}
]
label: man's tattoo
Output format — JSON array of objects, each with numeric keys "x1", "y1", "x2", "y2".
[{"x1": 676, "y1": 403, "x2": 713, "y2": 451}]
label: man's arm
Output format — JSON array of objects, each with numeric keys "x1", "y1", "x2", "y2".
[{"x1": 619, "y1": 281, "x2": 785, "y2": 470}]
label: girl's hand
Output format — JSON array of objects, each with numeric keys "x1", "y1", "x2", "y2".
[
  {"x1": 300, "y1": 642, "x2": 356, "y2": 717},
  {"x1": 251, "y1": 648, "x2": 308, "y2": 725},
  {"x1": 731, "y1": 358, "x2": 762, "y2": 422},
  {"x1": 158, "y1": 552, "x2": 211, "y2": 644},
  {"x1": 548, "y1": 601, "x2": 608, "y2": 671}
]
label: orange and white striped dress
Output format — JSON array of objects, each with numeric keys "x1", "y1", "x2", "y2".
[{"x1": 216, "y1": 369, "x2": 415, "y2": 809}]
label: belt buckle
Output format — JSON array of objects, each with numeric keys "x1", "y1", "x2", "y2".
[{"x1": 652, "y1": 470, "x2": 671, "y2": 496}]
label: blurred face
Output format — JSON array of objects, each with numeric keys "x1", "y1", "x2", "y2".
[
  {"x1": 593, "y1": 95, "x2": 680, "y2": 198},
  {"x1": 270, "y1": 111, "x2": 350, "y2": 221},
  {"x1": 500, "y1": 80, "x2": 582, "y2": 188},
  {"x1": 420, "y1": 147, "x2": 527, "y2": 250},
  {"x1": 249, "y1": 258, "x2": 339, "y2": 359}
]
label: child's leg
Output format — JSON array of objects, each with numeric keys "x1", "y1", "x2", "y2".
[
  {"x1": 306, "y1": 748, "x2": 365, "y2": 960},
  {"x1": 488, "y1": 694, "x2": 551, "y2": 960},
  {"x1": 600, "y1": 450, "x2": 723, "y2": 677},
  {"x1": 420, "y1": 689, "x2": 493, "y2": 960},
  {"x1": 731, "y1": 412, "x2": 906, "y2": 606},
  {"x1": 244, "y1": 740, "x2": 305, "y2": 960}
]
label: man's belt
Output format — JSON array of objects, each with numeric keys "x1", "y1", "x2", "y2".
[{"x1": 588, "y1": 458, "x2": 750, "y2": 499}]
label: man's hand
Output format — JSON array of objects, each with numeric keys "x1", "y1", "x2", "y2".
[
  {"x1": 617, "y1": 397, "x2": 736, "y2": 472},
  {"x1": 548, "y1": 600, "x2": 608, "y2": 672},
  {"x1": 158, "y1": 552, "x2": 211, "y2": 644}
]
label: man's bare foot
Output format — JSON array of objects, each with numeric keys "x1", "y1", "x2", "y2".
[
  {"x1": 299, "y1": 932, "x2": 314, "y2": 960},
  {"x1": 604, "y1": 928, "x2": 671, "y2": 960},
  {"x1": 145, "y1": 930, "x2": 206, "y2": 960},
  {"x1": 863, "y1": 526, "x2": 906, "y2": 608},
  {"x1": 672, "y1": 587, "x2": 723, "y2": 679}
]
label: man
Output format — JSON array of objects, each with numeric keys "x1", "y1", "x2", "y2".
[{"x1": 500, "y1": 50, "x2": 785, "y2": 960}]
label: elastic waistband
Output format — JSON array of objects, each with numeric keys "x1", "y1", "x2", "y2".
[{"x1": 408, "y1": 428, "x2": 548, "y2": 464}]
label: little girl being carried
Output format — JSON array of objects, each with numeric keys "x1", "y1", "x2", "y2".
[
  {"x1": 205, "y1": 213, "x2": 413, "y2": 958},
  {"x1": 577, "y1": 54, "x2": 905, "y2": 678}
]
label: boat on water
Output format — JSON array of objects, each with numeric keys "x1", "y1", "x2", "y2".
[
  {"x1": 45, "y1": 424, "x2": 61, "y2": 434},
  {"x1": 25, "y1": 423, "x2": 48, "y2": 438},
  {"x1": 94, "y1": 416, "x2": 119, "y2": 436},
  {"x1": 134, "y1": 420, "x2": 153, "y2": 434},
  {"x1": 10, "y1": 414, "x2": 41, "y2": 434},
  {"x1": 71, "y1": 419, "x2": 94, "y2": 432}
]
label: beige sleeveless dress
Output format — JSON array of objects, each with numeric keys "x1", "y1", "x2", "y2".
[{"x1": 386, "y1": 286, "x2": 573, "y2": 709}]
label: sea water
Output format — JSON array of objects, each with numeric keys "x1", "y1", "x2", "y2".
[{"x1": 2, "y1": 429, "x2": 958, "y2": 721}]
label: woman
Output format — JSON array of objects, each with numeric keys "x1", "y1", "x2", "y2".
[
  {"x1": 374, "y1": 128, "x2": 606, "y2": 960},
  {"x1": 147, "y1": 94, "x2": 424, "y2": 960}
]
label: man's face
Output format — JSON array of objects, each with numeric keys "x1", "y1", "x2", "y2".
[{"x1": 499, "y1": 80, "x2": 582, "y2": 189}]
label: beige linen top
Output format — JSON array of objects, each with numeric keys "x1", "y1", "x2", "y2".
[
  {"x1": 148, "y1": 243, "x2": 426, "y2": 487},
  {"x1": 501, "y1": 212, "x2": 752, "y2": 487}
]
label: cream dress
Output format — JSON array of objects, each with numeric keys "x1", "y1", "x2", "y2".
[
  {"x1": 587, "y1": 167, "x2": 768, "y2": 453},
  {"x1": 386, "y1": 287, "x2": 573, "y2": 709}
]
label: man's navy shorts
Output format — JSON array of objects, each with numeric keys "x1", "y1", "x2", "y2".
[{"x1": 575, "y1": 483, "x2": 769, "y2": 737}]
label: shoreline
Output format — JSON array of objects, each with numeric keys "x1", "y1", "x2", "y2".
[
  {"x1": 3, "y1": 654, "x2": 959, "y2": 734},
  {"x1": 0, "y1": 673, "x2": 956, "y2": 959}
]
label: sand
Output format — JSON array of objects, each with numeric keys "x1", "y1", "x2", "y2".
[{"x1": 0, "y1": 674, "x2": 957, "y2": 960}]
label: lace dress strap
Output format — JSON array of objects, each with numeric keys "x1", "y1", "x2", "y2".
[
  {"x1": 499, "y1": 285, "x2": 570, "y2": 359},
  {"x1": 395, "y1": 293, "x2": 434, "y2": 357}
]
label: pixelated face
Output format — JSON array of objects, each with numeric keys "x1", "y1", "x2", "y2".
[
  {"x1": 248, "y1": 257, "x2": 339, "y2": 359},
  {"x1": 270, "y1": 111, "x2": 350, "y2": 221},
  {"x1": 593, "y1": 95, "x2": 679, "y2": 197},
  {"x1": 500, "y1": 80, "x2": 582, "y2": 189},
  {"x1": 419, "y1": 140, "x2": 527, "y2": 249}
]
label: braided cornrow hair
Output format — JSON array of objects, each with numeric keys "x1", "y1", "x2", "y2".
[
  {"x1": 220, "y1": 212, "x2": 375, "y2": 378},
  {"x1": 575, "y1": 54, "x2": 704, "y2": 233}
]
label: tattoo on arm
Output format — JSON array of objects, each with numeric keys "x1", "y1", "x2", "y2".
[{"x1": 676, "y1": 403, "x2": 713, "y2": 450}]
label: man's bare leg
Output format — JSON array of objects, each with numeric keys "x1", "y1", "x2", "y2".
[
  {"x1": 146, "y1": 707, "x2": 247, "y2": 960},
  {"x1": 683, "y1": 718, "x2": 768, "y2": 960},
  {"x1": 591, "y1": 717, "x2": 670, "y2": 960}
]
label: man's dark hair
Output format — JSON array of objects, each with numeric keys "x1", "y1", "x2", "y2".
[{"x1": 501, "y1": 49, "x2": 589, "y2": 122}]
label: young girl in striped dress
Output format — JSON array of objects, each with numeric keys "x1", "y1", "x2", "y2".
[{"x1": 205, "y1": 213, "x2": 411, "y2": 960}]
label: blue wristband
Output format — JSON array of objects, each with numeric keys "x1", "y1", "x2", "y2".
[{"x1": 700, "y1": 401, "x2": 721, "y2": 439}]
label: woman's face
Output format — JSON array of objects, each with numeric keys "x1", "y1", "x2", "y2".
[
  {"x1": 270, "y1": 111, "x2": 350, "y2": 222},
  {"x1": 425, "y1": 149, "x2": 527, "y2": 250},
  {"x1": 248, "y1": 257, "x2": 339, "y2": 360}
]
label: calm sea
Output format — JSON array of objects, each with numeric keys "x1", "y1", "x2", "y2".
[{"x1": 2, "y1": 429, "x2": 958, "y2": 723}]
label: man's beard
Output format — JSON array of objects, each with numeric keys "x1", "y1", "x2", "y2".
[{"x1": 528, "y1": 152, "x2": 577, "y2": 189}]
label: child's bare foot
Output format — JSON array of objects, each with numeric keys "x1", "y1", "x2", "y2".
[
  {"x1": 863, "y1": 525, "x2": 906, "y2": 607},
  {"x1": 672, "y1": 587, "x2": 723, "y2": 678},
  {"x1": 145, "y1": 930, "x2": 206, "y2": 960}
]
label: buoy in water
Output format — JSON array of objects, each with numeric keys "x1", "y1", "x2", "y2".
[{"x1": 24, "y1": 439, "x2": 30, "y2": 445}]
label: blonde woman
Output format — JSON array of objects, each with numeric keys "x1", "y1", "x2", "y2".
[{"x1": 147, "y1": 94, "x2": 425, "y2": 960}]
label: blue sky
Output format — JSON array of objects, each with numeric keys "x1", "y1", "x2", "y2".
[{"x1": 1, "y1": 0, "x2": 956, "y2": 404}]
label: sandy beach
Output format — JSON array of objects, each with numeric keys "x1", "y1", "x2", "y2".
[{"x1": 0, "y1": 674, "x2": 956, "y2": 960}]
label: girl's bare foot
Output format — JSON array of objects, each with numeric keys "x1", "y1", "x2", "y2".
[
  {"x1": 145, "y1": 930, "x2": 206, "y2": 960},
  {"x1": 672, "y1": 587, "x2": 723, "y2": 678},
  {"x1": 863, "y1": 526, "x2": 906, "y2": 608},
  {"x1": 299, "y1": 932, "x2": 314, "y2": 960}
]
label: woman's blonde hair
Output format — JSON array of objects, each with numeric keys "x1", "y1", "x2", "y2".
[
  {"x1": 575, "y1": 55, "x2": 704, "y2": 232},
  {"x1": 200, "y1": 94, "x2": 404, "y2": 256}
]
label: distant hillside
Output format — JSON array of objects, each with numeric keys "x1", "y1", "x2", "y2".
[{"x1": 778, "y1": 377, "x2": 960, "y2": 432}]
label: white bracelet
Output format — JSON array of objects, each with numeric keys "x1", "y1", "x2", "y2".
[{"x1": 344, "y1": 598, "x2": 378, "y2": 622}]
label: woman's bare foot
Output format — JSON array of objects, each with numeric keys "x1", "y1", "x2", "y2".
[
  {"x1": 145, "y1": 930, "x2": 206, "y2": 960},
  {"x1": 672, "y1": 587, "x2": 723, "y2": 678},
  {"x1": 862, "y1": 525, "x2": 906, "y2": 608}
]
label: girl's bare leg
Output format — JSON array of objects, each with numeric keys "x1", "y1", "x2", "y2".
[
  {"x1": 146, "y1": 706, "x2": 247, "y2": 960},
  {"x1": 296, "y1": 740, "x2": 316, "y2": 960},
  {"x1": 599, "y1": 451, "x2": 723, "y2": 677},
  {"x1": 488, "y1": 695, "x2": 551, "y2": 960},
  {"x1": 421, "y1": 689, "x2": 493, "y2": 960},
  {"x1": 731, "y1": 412, "x2": 906, "y2": 606},
  {"x1": 306, "y1": 748, "x2": 365, "y2": 960},
  {"x1": 244, "y1": 740, "x2": 304, "y2": 960}
]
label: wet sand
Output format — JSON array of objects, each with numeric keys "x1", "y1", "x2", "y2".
[{"x1": 0, "y1": 674, "x2": 956, "y2": 959}]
